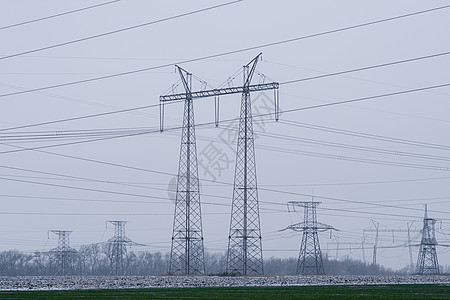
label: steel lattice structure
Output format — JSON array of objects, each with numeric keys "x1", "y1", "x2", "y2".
[
  {"x1": 166, "y1": 66, "x2": 205, "y2": 275},
  {"x1": 107, "y1": 221, "x2": 132, "y2": 275},
  {"x1": 226, "y1": 53, "x2": 265, "y2": 276},
  {"x1": 416, "y1": 205, "x2": 439, "y2": 275},
  {"x1": 285, "y1": 201, "x2": 334, "y2": 275},
  {"x1": 160, "y1": 53, "x2": 279, "y2": 276},
  {"x1": 49, "y1": 230, "x2": 76, "y2": 276}
]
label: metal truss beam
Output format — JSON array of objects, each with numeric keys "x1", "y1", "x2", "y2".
[{"x1": 160, "y1": 82, "x2": 279, "y2": 102}]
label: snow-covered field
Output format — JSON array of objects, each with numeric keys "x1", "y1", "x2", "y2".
[{"x1": 0, "y1": 275, "x2": 449, "y2": 291}]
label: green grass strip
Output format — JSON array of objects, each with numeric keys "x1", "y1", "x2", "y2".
[{"x1": 0, "y1": 284, "x2": 449, "y2": 299}]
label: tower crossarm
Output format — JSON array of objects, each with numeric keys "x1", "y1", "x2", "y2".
[
  {"x1": 285, "y1": 222, "x2": 335, "y2": 232},
  {"x1": 107, "y1": 236, "x2": 133, "y2": 243},
  {"x1": 160, "y1": 82, "x2": 279, "y2": 102}
]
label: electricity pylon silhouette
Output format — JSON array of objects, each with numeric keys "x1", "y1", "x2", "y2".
[
  {"x1": 107, "y1": 220, "x2": 132, "y2": 275},
  {"x1": 49, "y1": 230, "x2": 76, "y2": 276},
  {"x1": 416, "y1": 204, "x2": 439, "y2": 275},
  {"x1": 226, "y1": 53, "x2": 265, "y2": 276},
  {"x1": 159, "y1": 53, "x2": 279, "y2": 276},
  {"x1": 284, "y1": 201, "x2": 334, "y2": 275},
  {"x1": 165, "y1": 66, "x2": 205, "y2": 275}
]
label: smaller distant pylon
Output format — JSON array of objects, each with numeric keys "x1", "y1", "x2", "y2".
[
  {"x1": 416, "y1": 205, "x2": 439, "y2": 275},
  {"x1": 283, "y1": 200, "x2": 335, "y2": 275},
  {"x1": 107, "y1": 220, "x2": 133, "y2": 275},
  {"x1": 49, "y1": 230, "x2": 76, "y2": 276}
]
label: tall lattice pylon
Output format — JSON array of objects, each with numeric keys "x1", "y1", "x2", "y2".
[
  {"x1": 159, "y1": 54, "x2": 279, "y2": 275},
  {"x1": 107, "y1": 220, "x2": 132, "y2": 275},
  {"x1": 416, "y1": 204, "x2": 439, "y2": 274},
  {"x1": 49, "y1": 230, "x2": 76, "y2": 276},
  {"x1": 226, "y1": 54, "x2": 264, "y2": 276},
  {"x1": 168, "y1": 66, "x2": 205, "y2": 275},
  {"x1": 284, "y1": 201, "x2": 334, "y2": 275}
]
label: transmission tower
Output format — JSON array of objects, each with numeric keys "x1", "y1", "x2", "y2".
[
  {"x1": 284, "y1": 201, "x2": 335, "y2": 275},
  {"x1": 107, "y1": 220, "x2": 132, "y2": 275},
  {"x1": 163, "y1": 66, "x2": 205, "y2": 275},
  {"x1": 226, "y1": 53, "x2": 265, "y2": 276},
  {"x1": 416, "y1": 204, "x2": 439, "y2": 275},
  {"x1": 49, "y1": 230, "x2": 76, "y2": 276},
  {"x1": 160, "y1": 54, "x2": 279, "y2": 276}
]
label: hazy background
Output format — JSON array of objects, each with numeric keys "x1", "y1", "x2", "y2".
[{"x1": 0, "y1": 0, "x2": 449, "y2": 271}]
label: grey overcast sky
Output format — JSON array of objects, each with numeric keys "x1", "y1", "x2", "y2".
[{"x1": 0, "y1": 0, "x2": 449, "y2": 270}]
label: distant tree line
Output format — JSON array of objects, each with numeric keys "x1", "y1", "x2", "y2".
[{"x1": 0, "y1": 245, "x2": 426, "y2": 276}]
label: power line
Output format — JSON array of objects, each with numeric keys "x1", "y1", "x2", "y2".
[
  {"x1": 256, "y1": 130, "x2": 450, "y2": 163},
  {"x1": 319, "y1": 207, "x2": 418, "y2": 220},
  {"x1": 279, "y1": 51, "x2": 450, "y2": 86},
  {"x1": 257, "y1": 189, "x2": 449, "y2": 217},
  {"x1": 203, "y1": 120, "x2": 450, "y2": 178},
  {"x1": 0, "y1": 110, "x2": 448, "y2": 220},
  {"x1": 0, "y1": 207, "x2": 284, "y2": 217},
  {"x1": 0, "y1": 163, "x2": 172, "y2": 194},
  {"x1": 0, "y1": 5, "x2": 448, "y2": 98},
  {"x1": 0, "y1": 127, "x2": 160, "y2": 155},
  {"x1": 0, "y1": 188, "x2": 279, "y2": 214},
  {"x1": 0, "y1": 127, "x2": 156, "y2": 144},
  {"x1": 280, "y1": 119, "x2": 450, "y2": 152},
  {"x1": 256, "y1": 141, "x2": 450, "y2": 172},
  {"x1": 362, "y1": 196, "x2": 450, "y2": 205},
  {"x1": 0, "y1": 132, "x2": 147, "y2": 144},
  {"x1": 4, "y1": 114, "x2": 450, "y2": 171},
  {"x1": 0, "y1": 80, "x2": 448, "y2": 140},
  {"x1": 0, "y1": 80, "x2": 165, "y2": 121},
  {"x1": 2, "y1": 108, "x2": 448, "y2": 179},
  {"x1": 0, "y1": 193, "x2": 164, "y2": 206},
  {"x1": 0, "y1": 99, "x2": 177, "y2": 133},
  {"x1": 1, "y1": 82, "x2": 449, "y2": 174},
  {"x1": 317, "y1": 211, "x2": 411, "y2": 222},
  {"x1": 15, "y1": 134, "x2": 447, "y2": 178},
  {"x1": 0, "y1": 49, "x2": 447, "y2": 134},
  {"x1": 0, "y1": 159, "x2": 236, "y2": 203},
  {"x1": 0, "y1": 113, "x2": 449, "y2": 221},
  {"x1": 4, "y1": 133, "x2": 449, "y2": 221},
  {"x1": 0, "y1": 176, "x2": 443, "y2": 221},
  {"x1": 0, "y1": 212, "x2": 223, "y2": 216},
  {"x1": 210, "y1": 126, "x2": 450, "y2": 172},
  {"x1": 0, "y1": 85, "x2": 448, "y2": 178},
  {"x1": 0, "y1": 0, "x2": 243, "y2": 61},
  {"x1": 0, "y1": 177, "x2": 236, "y2": 210},
  {"x1": 0, "y1": 120, "x2": 274, "y2": 158},
  {"x1": 0, "y1": 126, "x2": 154, "y2": 135},
  {"x1": 3, "y1": 132, "x2": 450, "y2": 210},
  {"x1": 279, "y1": 83, "x2": 450, "y2": 115},
  {"x1": 0, "y1": 0, "x2": 120, "y2": 30},
  {"x1": 0, "y1": 52, "x2": 444, "y2": 135},
  {"x1": 256, "y1": 176, "x2": 450, "y2": 188},
  {"x1": 0, "y1": 175, "x2": 169, "y2": 201}
]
